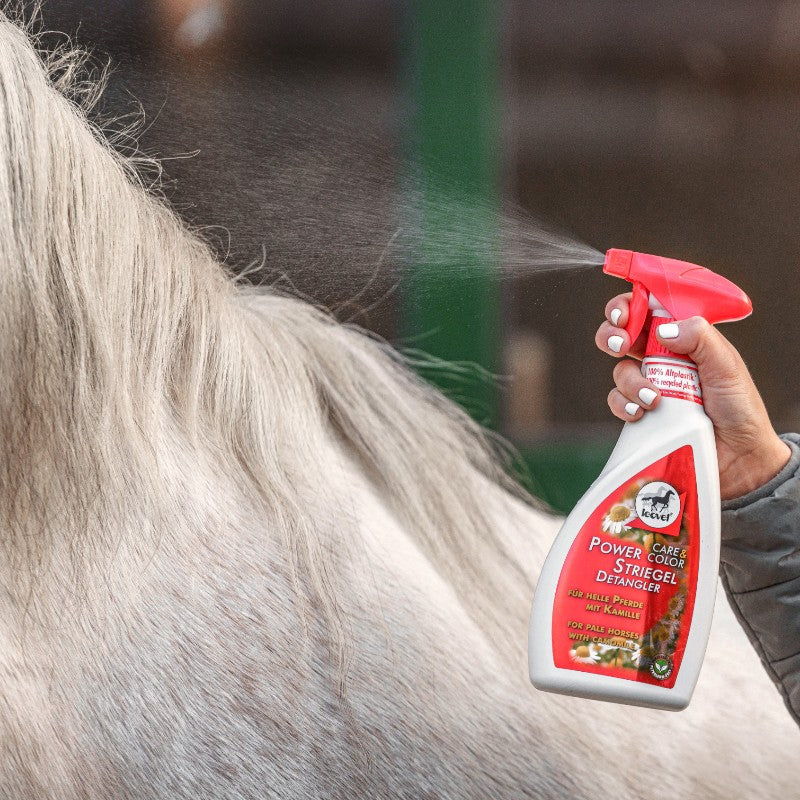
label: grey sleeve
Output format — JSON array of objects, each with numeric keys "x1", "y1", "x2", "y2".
[{"x1": 720, "y1": 432, "x2": 800, "y2": 726}]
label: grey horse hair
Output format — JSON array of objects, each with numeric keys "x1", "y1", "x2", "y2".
[
  {"x1": 1, "y1": 6, "x2": 799, "y2": 799},
  {"x1": 0, "y1": 6, "x2": 530, "y2": 649}
]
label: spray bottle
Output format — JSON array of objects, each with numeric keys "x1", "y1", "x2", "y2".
[{"x1": 528, "y1": 249, "x2": 752, "y2": 710}]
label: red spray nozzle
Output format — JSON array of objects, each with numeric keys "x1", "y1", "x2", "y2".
[{"x1": 603, "y1": 249, "x2": 752, "y2": 344}]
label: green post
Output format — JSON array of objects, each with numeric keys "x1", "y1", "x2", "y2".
[{"x1": 403, "y1": 0, "x2": 501, "y2": 428}]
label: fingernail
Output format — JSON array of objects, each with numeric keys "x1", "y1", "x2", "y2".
[
  {"x1": 610, "y1": 308, "x2": 622, "y2": 326},
  {"x1": 608, "y1": 335, "x2": 624, "y2": 353},
  {"x1": 624, "y1": 402, "x2": 640, "y2": 416},
  {"x1": 658, "y1": 323, "x2": 679, "y2": 339},
  {"x1": 638, "y1": 388, "x2": 658, "y2": 406}
]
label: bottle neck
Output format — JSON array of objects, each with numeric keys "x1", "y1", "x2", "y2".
[
  {"x1": 641, "y1": 315, "x2": 703, "y2": 406},
  {"x1": 643, "y1": 315, "x2": 693, "y2": 363}
]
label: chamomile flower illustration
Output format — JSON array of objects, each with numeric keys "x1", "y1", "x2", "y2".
[
  {"x1": 595, "y1": 640, "x2": 640, "y2": 669},
  {"x1": 569, "y1": 644, "x2": 601, "y2": 664},
  {"x1": 601, "y1": 501, "x2": 636, "y2": 535}
]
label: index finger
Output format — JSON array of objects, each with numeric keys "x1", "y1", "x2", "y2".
[{"x1": 604, "y1": 293, "x2": 632, "y2": 328}]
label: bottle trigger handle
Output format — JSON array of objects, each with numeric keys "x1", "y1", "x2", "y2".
[
  {"x1": 604, "y1": 249, "x2": 753, "y2": 339},
  {"x1": 625, "y1": 281, "x2": 649, "y2": 343}
]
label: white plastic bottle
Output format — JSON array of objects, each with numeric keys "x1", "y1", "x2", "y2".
[{"x1": 528, "y1": 249, "x2": 752, "y2": 710}]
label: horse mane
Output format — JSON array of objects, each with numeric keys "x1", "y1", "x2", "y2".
[{"x1": 0, "y1": 5, "x2": 541, "y2": 667}]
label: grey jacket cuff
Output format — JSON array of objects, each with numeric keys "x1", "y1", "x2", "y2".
[
  {"x1": 720, "y1": 432, "x2": 800, "y2": 726},
  {"x1": 721, "y1": 433, "x2": 800, "y2": 513}
]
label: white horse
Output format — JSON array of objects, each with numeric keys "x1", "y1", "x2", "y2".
[{"x1": 0, "y1": 9, "x2": 796, "y2": 798}]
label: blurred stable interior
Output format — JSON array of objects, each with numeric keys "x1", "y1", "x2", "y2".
[{"x1": 39, "y1": 1, "x2": 800, "y2": 513}]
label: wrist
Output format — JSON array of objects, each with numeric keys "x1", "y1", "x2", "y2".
[{"x1": 720, "y1": 435, "x2": 792, "y2": 501}]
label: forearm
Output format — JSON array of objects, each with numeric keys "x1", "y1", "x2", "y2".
[{"x1": 720, "y1": 433, "x2": 800, "y2": 725}]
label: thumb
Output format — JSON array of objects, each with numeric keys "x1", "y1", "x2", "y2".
[{"x1": 655, "y1": 317, "x2": 742, "y2": 379}]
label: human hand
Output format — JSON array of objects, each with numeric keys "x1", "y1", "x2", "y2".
[{"x1": 595, "y1": 293, "x2": 791, "y2": 501}]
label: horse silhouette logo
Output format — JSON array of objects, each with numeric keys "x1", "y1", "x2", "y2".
[
  {"x1": 643, "y1": 488, "x2": 675, "y2": 513},
  {"x1": 634, "y1": 481, "x2": 680, "y2": 529}
]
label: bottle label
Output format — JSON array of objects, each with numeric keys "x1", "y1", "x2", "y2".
[
  {"x1": 643, "y1": 357, "x2": 703, "y2": 405},
  {"x1": 551, "y1": 446, "x2": 699, "y2": 687}
]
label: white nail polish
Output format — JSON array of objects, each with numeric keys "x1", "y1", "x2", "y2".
[
  {"x1": 639, "y1": 388, "x2": 657, "y2": 406},
  {"x1": 624, "y1": 402, "x2": 640, "y2": 416},
  {"x1": 658, "y1": 323, "x2": 679, "y2": 339},
  {"x1": 608, "y1": 335, "x2": 624, "y2": 353},
  {"x1": 610, "y1": 308, "x2": 622, "y2": 326}
]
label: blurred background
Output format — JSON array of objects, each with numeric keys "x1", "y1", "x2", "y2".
[{"x1": 32, "y1": 0, "x2": 800, "y2": 512}]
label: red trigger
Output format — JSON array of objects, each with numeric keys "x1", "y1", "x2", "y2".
[{"x1": 626, "y1": 282, "x2": 649, "y2": 343}]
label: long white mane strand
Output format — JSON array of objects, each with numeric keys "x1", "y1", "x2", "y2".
[{"x1": 0, "y1": 6, "x2": 535, "y2": 671}]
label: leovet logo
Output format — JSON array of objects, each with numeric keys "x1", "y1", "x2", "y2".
[{"x1": 634, "y1": 481, "x2": 685, "y2": 537}]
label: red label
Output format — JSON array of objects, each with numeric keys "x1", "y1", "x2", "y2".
[{"x1": 552, "y1": 446, "x2": 699, "y2": 688}]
